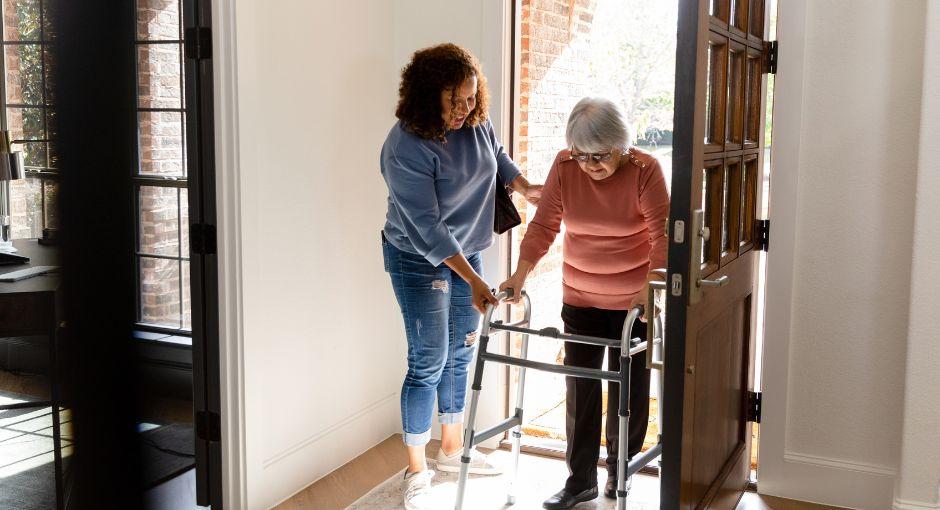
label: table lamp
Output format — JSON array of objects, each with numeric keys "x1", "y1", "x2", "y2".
[{"x1": 0, "y1": 130, "x2": 26, "y2": 253}]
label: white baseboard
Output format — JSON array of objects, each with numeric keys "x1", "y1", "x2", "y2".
[
  {"x1": 894, "y1": 498, "x2": 940, "y2": 510},
  {"x1": 783, "y1": 450, "x2": 897, "y2": 476},
  {"x1": 262, "y1": 393, "x2": 399, "y2": 510},
  {"x1": 757, "y1": 450, "x2": 897, "y2": 510},
  {"x1": 262, "y1": 392, "x2": 397, "y2": 469}
]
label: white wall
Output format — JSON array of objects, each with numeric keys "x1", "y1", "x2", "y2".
[
  {"x1": 760, "y1": 1, "x2": 933, "y2": 508},
  {"x1": 392, "y1": 0, "x2": 514, "y2": 448},
  {"x1": 894, "y1": 3, "x2": 940, "y2": 509},
  {"x1": 213, "y1": 1, "x2": 513, "y2": 508}
]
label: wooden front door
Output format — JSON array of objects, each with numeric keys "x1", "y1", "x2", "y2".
[{"x1": 661, "y1": 0, "x2": 773, "y2": 508}]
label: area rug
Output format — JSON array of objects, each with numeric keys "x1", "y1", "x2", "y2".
[
  {"x1": 345, "y1": 449, "x2": 660, "y2": 509},
  {"x1": 140, "y1": 422, "x2": 196, "y2": 489}
]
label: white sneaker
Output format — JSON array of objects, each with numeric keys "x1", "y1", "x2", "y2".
[
  {"x1": 403, "y1": 470, "x2": 436, "y2": 510},
  {"x1": 435, "y1": 447, "x2": 502, "y2": 475}
]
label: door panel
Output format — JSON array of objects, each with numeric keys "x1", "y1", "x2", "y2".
[{"x1": 663, "y1": 0, "x2": 771, "y2": 508}]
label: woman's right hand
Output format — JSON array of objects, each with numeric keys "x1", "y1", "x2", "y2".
[
  {"x1": 498, "y1": 270, "x2": 528, "y2": 305},
  {"x1": 470, "y1": 278, "x2": 499, "y2": 314}
]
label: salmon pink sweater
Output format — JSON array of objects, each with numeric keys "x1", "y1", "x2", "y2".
[{"x1": 518, "y1": 148, "x2": 669, "y2": 310}]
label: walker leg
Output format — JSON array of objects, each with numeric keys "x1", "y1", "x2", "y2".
[
  {"x1": 506, "y1": 332, "x2": 530, "y2": 506},
  {"x1": 455, "y1": 389, "x2": 480, "y2": 510},
  {"x1": 617, "y1": 348, "x2": 632, "y2": 510},
  {"x1": 654, "y1": 316, "x2": 664, "y2": 471},
  {"x1": 456, "y1": 333, "x2": 490, "y2": 510}
]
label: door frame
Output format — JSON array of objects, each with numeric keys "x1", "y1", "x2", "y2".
[
  {"x1": 210, "y1": 0, "x2": 249, "y2": 508},
  {"x1": 750, "y1": 0, "x2": 825, "y2": 500}
]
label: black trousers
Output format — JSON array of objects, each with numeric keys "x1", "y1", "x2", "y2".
[{"x1": 561, "y1": 304, "x2": 651, "y2": 492}]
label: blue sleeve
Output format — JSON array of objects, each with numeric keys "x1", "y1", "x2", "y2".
[
  {"x1": 381, "y1": 153, "x2": 462, "y2": 266},
  {"x1": 486, "y1": 121, "x2": 522, "y2": 186}
]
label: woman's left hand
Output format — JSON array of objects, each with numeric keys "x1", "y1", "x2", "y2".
[
  {"x1": 630, "y1": 279, "x2": 664, "y2": 322},
  {"x1": 509, "y1": 176, "x2": 543, "y2": 207},
  {"x1": 523, "y1": 183, "x2": 543, "y2": 207},
  {"x1": 630, "y1": 281, "x2": 650, "y2": 322}
]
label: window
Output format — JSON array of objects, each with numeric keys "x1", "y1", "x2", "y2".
[
  {"x1": 3, "y1": 1, "x2": 192, "y2": 333},
  {"x1": 135, "y1": 0, "x2": 190, "y2": 332},
  {"x1": 2, "y1": 0, "x2": 58, "y2": 239}
]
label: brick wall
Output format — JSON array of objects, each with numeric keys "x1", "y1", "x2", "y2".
[
  {"x1": 512, "y1": 0, "x2": 599, "y2": 440},
  {"x1": 514, "y1": 0, "x2": 598, "y2": 332},
  {"x1": 137, "y1": 0, "x2": 189, "y2": 329}
]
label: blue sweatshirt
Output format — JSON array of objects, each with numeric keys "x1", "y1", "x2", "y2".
[{"x1": 381, "y1": 119, "x2": 521, "y2": 266}]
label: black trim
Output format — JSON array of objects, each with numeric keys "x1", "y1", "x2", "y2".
[
  {"x1": 195, "y1": 410, "x2": 221, "y2": 442},
  {"x1": 190, "y1": 223, "x2": 217, "y2": 255},
  {"x1": 184, "y1": 26, "x2": 212, "y2": 60},
  {"x1": 183, "y1": 0, "x2": 223, "y2": 505}
]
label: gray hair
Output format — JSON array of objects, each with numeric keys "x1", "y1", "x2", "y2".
[{"x1": 565, "y1": 97, "x2": 631, "y2": 153}]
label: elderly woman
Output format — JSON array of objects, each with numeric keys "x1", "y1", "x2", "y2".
[
  {"x1": 500, "y1": 97, "x2": 669, "y2": 510},
  {"x1": 380, "y1": 43, "x2": 542, "y2": 510}
]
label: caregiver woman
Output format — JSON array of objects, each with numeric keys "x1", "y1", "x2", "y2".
[{"x1": 380, "y1": 43, "x2": 541, "y2": 510}]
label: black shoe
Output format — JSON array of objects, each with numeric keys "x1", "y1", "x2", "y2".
[
  {"x1": 605, "y1": 476, "x2": 616, "y2": 499},
  {"x1": 542, "y1": 486, "x2": 598, "y2": 509},
  {"x1": 604, "y1": 474, "x2": 633, "y2": 499}
]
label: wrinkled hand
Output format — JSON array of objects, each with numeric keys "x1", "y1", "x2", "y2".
[
  {"x1": 470, "y1": 278, "x2": 499, "y2": 314},
  {"x1": 523, "y1": 184, "x2": 543, "y2": 207},
  {"x1": 630, "y1": 280, "x2": 662, "y2": 322},
  {"x1": 498, "y1": 271, "x2": 528, "y2": 305}
]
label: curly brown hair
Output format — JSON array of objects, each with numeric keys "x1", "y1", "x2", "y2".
[{"x1": 395, "y1": 43, "x2": 489, "y2": 141}]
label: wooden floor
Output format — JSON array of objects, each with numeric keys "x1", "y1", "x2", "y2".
[{"x1": 276, "y1": 435, "x2": 843, "y2": 510}]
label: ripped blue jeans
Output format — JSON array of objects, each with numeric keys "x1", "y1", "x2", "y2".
[{"x1": 383, "y1": 234, "x2": 482, "y2": 446}]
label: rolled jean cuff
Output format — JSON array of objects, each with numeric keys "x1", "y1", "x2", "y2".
[
  {"x1": 403, "y1": 428, "x2": 432, "y2": 447},
  {"x1": 438, "y1": 411, "x2": 464, "y2": 425}
]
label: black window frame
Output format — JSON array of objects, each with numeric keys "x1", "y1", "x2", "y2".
[{"x1": 133, "y1": 0, "x2": 191, "y2": 336}]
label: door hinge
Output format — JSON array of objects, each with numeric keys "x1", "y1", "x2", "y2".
[
  {"x1": 185, "y1": 26, "x2": 213, "y2": 60},
  {"x1": 754, "y1": 219, "x2": 770, "y2": 252},
  {"x1": 747, "y1": 391, "x2": 762, "y2": 423},
  {"x1": 763, "y1": 40, "x2": 778, "y2": 74},
  {"x1": 196, "y1": 410, "x2": 221, "y2": 442},
  {"x1": 190, "y1": 223, "x2": 217, "y2": 255}
]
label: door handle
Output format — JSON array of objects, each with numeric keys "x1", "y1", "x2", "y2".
[
  {"x1": 646, "y1": 272, "x2": 666, "y2": 370},
  {"x1": 697, "y1": 275, "x2": 729, "y2": 287}
]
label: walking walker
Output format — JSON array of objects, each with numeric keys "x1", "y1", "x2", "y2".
[{"x1": 455, "y1": 283, "x2": 666, "y2": 510}]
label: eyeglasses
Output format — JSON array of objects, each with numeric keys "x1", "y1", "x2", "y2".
[{"x1": 568, "y1": 149, "x2": 624, "y2": 163}]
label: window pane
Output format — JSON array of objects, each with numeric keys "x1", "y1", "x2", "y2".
[
  {"x1": 6, "y1": 106, "x2": 44, "y2": 139},
  {"x1": 181, "y1": 260, "x2": 191, "y2": 330},
  {"x1": 139, "y1": 185, "x2": 180, "y2": 256},
  {"x1": 139, "y1": 256, "x2": 181, "y2": 328},
  {"x1": 137, "y1": 43, "x2": 182, "y2": 109},
  {"x1": 43, "y1": 46, "x2": 55, "y2": 104},
  {"x1": 137, "y1": 0, "x2": 181, "y2": 41},
  {"x1": 9, "y1": 177, "x2": 41, "y2": 238},
  {"x1": 46, "y1": 141, "x2": 58, "y2": 168},
  {"x1": 19, "y1": 140, "x2": 45, "y2": 167},
  {"x1": 138, "y1": 110, "x2": 184, "y2": 176},
  {"x1": 42, "y1": 179, "x2": 58, "y2": 229},
  {"x1": 727, "y1": 44, "x2": 746, "y2": 146},
  {"x1": 4, "y1": 43, "x2": 43, "y2": 104},
  {"x1": 701, "y1": 169, "x2": 709, "y2": 265},
  {"x1": 180, "y1": 187, "x2": 189, "y2": 258},
  {"x1": 721, "y1": 166, "x2": 730, "y2": 252},
  {"x1": 1, "y1": 0, "x2": 41, "y2": 41}
]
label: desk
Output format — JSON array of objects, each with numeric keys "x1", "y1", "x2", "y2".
[{"x1": 0, "y1": 238, "x2": 64, "y2": 510}]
